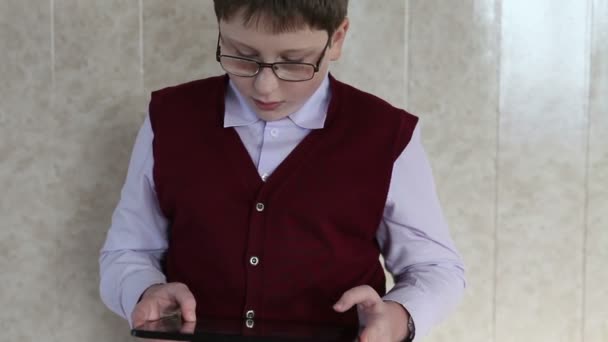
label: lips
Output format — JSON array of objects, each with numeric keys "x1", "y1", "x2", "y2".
[{"x1": 253, "y1": 99, "x2": 283, "y2": 111}]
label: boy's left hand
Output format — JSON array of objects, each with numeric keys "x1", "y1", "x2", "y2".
[{"x1": 333, "y1": 285, "x2": 410, "y2": 342}]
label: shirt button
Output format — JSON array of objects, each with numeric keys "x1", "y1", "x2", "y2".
[
  {"x1": 246, "y1": 310, "x2": 255, "y2": 319},
  {"x1": 255, "y1": 202, "x2": 265, "y2": 212},
  {"x1": 245, "y1": 319, "x2": 255, "y2": 328},
  {"x1": 250, "y1": 256, "x2": 260, "y2": 266},
  {"x1": 270, "y1": 128, "x2": 279, "y2": 137},
  {"x1": 261, "y1": 173, "x2": 269, "y2": 182}
]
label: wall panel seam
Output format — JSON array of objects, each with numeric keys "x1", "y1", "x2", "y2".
[
  {"x1": 50, "y1": 0, "x2": 55, "y2": 106},
  {"x1": 406, "y1": 0, "x2": 412, "y2": 111},
  {"x1": 403, "y1": 0, "x2": 409, "y2": 109},
  {"x1": 139, "y1": 0, "x2": 144, "y2": 94},
  {"x1": 493, "y1": 1, "x2": 503, "y2": 342},
  {"x1": 581, "y1": 0, "x2": 595, "y2": 341}
]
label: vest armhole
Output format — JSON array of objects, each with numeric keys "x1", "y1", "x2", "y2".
[{"x1": 392, "y1": 110, "x2": 419, "y2": 161}]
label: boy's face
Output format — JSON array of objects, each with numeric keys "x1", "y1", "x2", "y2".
[{"x1": 219, "y1": 13, "x2": 349, "y2": 122}]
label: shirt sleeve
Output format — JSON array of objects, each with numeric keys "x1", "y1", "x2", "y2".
[
  {"x1": 377, "y1": 122, "x2": 466, "y2": 341},
  {"x1": 99, "y1": 114, "x2": 169, "y2": 328}
]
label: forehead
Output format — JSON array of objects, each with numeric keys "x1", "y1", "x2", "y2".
[
  {"x1": 220, "y1": 7, "x2": 320, "y2": 34},
  {"x1": 219, "y1": 14, "x2": 328, "y2": 51}
]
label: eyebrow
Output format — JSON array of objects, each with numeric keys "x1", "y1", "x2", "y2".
[{"x1": 221, "y1": 36, "x2": 315, "y2": 55}]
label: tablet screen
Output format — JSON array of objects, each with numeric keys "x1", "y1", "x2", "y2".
[{"x1": 131, "y1": 315, "x2": 359, "y2": 342}]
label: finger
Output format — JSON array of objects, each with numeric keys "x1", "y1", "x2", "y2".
[
  {"x1": 131, "y1": 307, "x2": 147, "y2": 329},
  {"x1": 132, "y1": 301, "x2": 161, "y2": 328},
  {"x1": 180, "y1": 321, "x2": 197, "y2": 334},
  {"x1": 359, "y1": 327, "x2": 371, "y2": 342},
  {"x1": 359, "y1": 324, "x2": 389, "y2": 342},
  {"x1": 333, "y1": 285, "x2": 381, "y2": 312},
  {"x1": 170, "y1": 283, "x2": 197, "y2": 322}
]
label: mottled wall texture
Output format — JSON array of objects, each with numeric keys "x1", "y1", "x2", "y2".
[{"x1": 1, "y1": 1, "x2": 606, "y2": 341}]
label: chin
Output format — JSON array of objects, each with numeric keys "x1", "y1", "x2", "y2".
[{"x1": 252, "y1": 103, "x2": 295, "y2": 121}]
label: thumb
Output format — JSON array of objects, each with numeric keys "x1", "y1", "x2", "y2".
[
  {"x1": 171, "y1": 284, "x2": 197, "y2": 322},
  {"x1": 333, "y1": 285, "x2": 381, "y2": 313}
]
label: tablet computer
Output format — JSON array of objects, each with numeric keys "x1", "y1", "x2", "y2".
[{"x1": 131, "y1": 315, "x2": 360, "y2": 342}]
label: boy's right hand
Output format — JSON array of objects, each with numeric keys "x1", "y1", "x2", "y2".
[{"x1": 131, "y1": 282, "x2": 197, "y2": 328}]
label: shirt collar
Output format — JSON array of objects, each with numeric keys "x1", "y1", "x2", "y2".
[
  {"x1": 223, "y1": 80, "x2": 261, "y2": 127},
  {"x1": 223, "y1": 73, "x2": 331, "y2": 130},
  {"x1": 287, "y1": 73, "x2": 330, "y2": 129}
]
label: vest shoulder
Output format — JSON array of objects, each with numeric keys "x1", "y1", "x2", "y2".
[
  {"x1": 148, "y1": 75, "x2": 227, "y2": 130},
  {"x1": 331, "y1": 78, "x2": 419, "y2": 158}
]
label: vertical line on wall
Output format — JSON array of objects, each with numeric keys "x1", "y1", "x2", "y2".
[
  {"x1": 581, "y1": 1, "x2": 594, "y2": 341},
  {"x1": 50, "y1": 0, "x2": 55, "y2": 106},
  {"x1": 139, "y1": 0, "x2": 144, "y2": 93},
  {"x1": 404, "y1": 0, "x2": 410, "y2": 108},
  {"x1": 493, "y1": 1, "x2": 503, "y2": 341}
]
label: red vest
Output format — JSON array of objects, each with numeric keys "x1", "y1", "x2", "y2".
[{"x1": 149, "y1": 74, "x2": 418, "y2": 327}]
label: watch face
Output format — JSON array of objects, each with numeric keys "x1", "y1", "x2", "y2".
[{"x1": 407, "y1": 315, "x2": 415, "y2": 341}]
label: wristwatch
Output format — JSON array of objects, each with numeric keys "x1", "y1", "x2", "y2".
[{"x1": 405, "y1": 314, "x2": 415, "y2": 342}]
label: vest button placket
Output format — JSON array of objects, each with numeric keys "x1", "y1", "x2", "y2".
[{"x1": 243, "y1": 196, "x2": 267, "y2": 335}]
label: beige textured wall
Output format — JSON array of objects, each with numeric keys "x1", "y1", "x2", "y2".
[{"x1": 1, "y1": 1, "x2": 606, "y2": 341}]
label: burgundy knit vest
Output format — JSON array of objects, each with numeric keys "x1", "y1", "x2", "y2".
[{"x1": 149, "y1": 74, "x2": 418, "y2": 328}]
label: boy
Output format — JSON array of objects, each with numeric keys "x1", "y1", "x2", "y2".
[{"x1": 99, "y1": 1, "x2": 465, "y2": 341}]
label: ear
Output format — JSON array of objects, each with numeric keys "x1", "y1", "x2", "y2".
[{"x1": 328, "y1": 18, "x2": 350, "y2": 61}]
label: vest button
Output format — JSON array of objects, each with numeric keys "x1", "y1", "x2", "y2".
[
  {"x1": 255, "y1": 202, "x2": 265, "y2": 212},
  {"x1": 249, "y1": 256, "x2": 260, "y2": 266},
  {"x1": 245, "y1": 319, "x2": 255, "y2": 328},
  {"x1": 246, "y1": 310, "x2": 255, "y2": 319}
]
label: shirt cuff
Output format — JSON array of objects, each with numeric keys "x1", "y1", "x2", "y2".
[
  {"x1": 120, "y1": 270, "x2": 167, "y2": 328},
  {"x1": 382, "y1": 284, "x2": 433, "y2": 342}
]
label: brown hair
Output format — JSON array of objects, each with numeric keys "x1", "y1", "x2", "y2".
[{"x1": 213, "y1": 0, "x2": 349, "y2": 36}]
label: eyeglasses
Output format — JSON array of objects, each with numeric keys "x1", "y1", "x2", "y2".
[{"x1": 215, "y1": 33, "x2": 330, "y2": 82}]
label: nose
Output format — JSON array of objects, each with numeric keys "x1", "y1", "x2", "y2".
[{"x1": 253, "y1": 66, "x2": 279, "y2": 96}]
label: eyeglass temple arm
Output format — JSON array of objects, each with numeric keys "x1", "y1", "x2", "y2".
[
  {"x1": 313, "y1": 35, "x2": 331, "y2": 72},
  {"x1": 215, "y1": 32, "x2": 221, "y2": 62}
]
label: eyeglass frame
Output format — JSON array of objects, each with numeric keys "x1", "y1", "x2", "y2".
[{"x1": 215, "y1": 32, "x2": 331, "y2": 82}]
